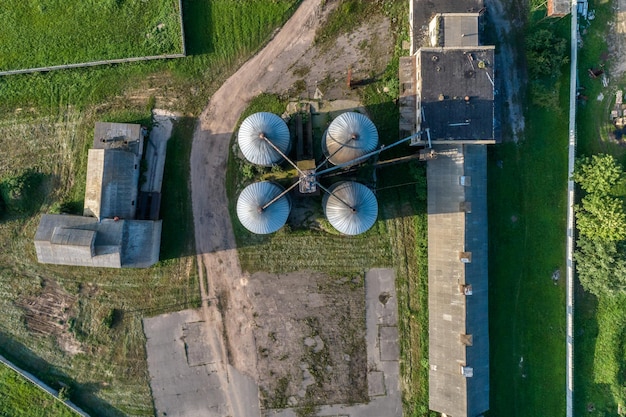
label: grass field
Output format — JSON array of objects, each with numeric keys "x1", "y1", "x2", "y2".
[
  {"x1": 0, "y1": 1, "x2": 300, "y2": 415},
  {"x1": 0, "y1": 0, "x2": 183, "y2": 71},
  {"x1": 487, "y1": 4, "x2": 569, "y2": 417},
  {"x1": 0, "y1": 362, "x2": 78, "y2": 417},
  {"x1": 574, "y1": 0, "x2": 626, "y2": 414}
]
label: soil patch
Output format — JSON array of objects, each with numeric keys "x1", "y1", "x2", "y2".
[{"x1": 246, "y1": 271, "x2": 367, "y2": 409}]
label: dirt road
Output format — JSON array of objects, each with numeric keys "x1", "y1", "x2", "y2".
[{"x1": 189, "y1": 0, "x2": 328, "y2": 413}]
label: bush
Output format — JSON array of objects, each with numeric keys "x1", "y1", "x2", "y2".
[{"x1": 526, "y1": 29, "x2": 569, "y2": 80}]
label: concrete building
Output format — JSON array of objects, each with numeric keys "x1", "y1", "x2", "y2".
[
  {"x1": 402, "y1": 2, "x2": 495, "y2": 415},
  {"x1": 34, "y1": 122, "x2": 162, "y2": 268}
]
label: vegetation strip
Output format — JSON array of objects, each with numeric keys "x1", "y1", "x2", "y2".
[
  {"x1": 566, "y1": 1, "x2": 578, "y2": 416},
  {"x1": 0, "y1": 353, "x2": 87, "y2": 416}
]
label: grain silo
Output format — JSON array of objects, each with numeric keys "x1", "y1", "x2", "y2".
[
  {"x1": 322, "y1": 112, "x2": 378, "y2": 166},
  {"x1": 238, "y1": 112, "x2": 291, "y2": 166},
  {"x1": 236, "y1": 181, "x2": 291, "y2": 234},
  {"x1": 323, "y1": 181, "x2": 378, "y2": 235}
]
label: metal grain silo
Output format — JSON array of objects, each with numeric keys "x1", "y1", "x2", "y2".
[
  {"x1": 236, "y1": 182, "x2": 291, "y2": 234},
  {"x1": 238, "y1": 112, "x2": 291, "y2": 166},
  {"x1": 323, "y1": 181, "x2": 378, "y2": 235},
  {"x1": 323, "y1": 112, "x2": 378, "y2": 166}
]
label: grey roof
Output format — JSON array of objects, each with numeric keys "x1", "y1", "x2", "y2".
[
  {"x1": 427, "y1": 144, "x2": 489, "y2": 417},
  {"x1": 236, "y1": 182, "x2": 291, "y2": 234},
  {"x1": 417, "y1": 46, "x2": 495, "y2": 143},
  {"x1": 429, "y1": 13, "x2": 480, "y2": 47},
  {"x1": 323, "y1": 181, "x2": 378, "y2": 236},
  {"x1": 83, "y1": 148, "x2": 140, "y2": 220},
  {"x1": 323, "y1": 112, "x2": 378, "y2": 166},
  {"x1": 93, "y1": 122, "x2": 143, "y2": 157},
  {"x1": 34, "y1": 214, "x2": 161, "y2": 268},
  {"x1": 238, "y1": 112, "x2": 291, "y2": 166}
]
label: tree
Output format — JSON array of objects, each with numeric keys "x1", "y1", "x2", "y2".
[
  {"x1": 525, "y1": 29, "x2": 569, "y2": 80},
  {"x1": 576, "y1": 194, "x2": 626, "y2": 241},
  {"x1": 575, "y1": 237, "x2": 626, "y2": 296},
  {"x1": 573, "y1": 154, "x2": 624, "y2": 196}
]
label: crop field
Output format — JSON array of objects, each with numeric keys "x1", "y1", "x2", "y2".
[
  {"x1": 0, "y1": 0, "x2": 184, "y2": 71},
  {"x1": 0, "y1": 362, "x2": 78, "y2": 417}
]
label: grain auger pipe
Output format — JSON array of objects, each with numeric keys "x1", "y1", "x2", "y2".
[
  {"x1": 259, "y1": 133, "x2": 306, "y2": 177},
  {"x1": 315, "y1": 132, "x2": 421, "y2": 177},
  {"x1": 259, "y1": 180, "x2": 301, "y2": 212}
]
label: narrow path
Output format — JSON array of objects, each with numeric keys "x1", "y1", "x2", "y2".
[{"x1": 566, "y1": 1, "x2": 578, "y2": 416}]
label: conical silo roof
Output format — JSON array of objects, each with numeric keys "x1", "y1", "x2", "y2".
[
  {"x1": 323, "y1": 112, "x2": 378, "y2": 166},
  {"x1": 237, "y1": 182, "x2": 291, "y2": 234},
  {"x1": 238, "y1": 112, "x2": 291, "y2": 166},
  {"x1": 323, "y1": 181, "x2": 378, "y2": 235}
]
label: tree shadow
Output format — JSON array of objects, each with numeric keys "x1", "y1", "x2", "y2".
[{"x1": 0, "y1": 170, "x2": 50, "y2": 222}]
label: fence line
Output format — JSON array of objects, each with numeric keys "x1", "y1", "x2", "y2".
[
  {"x1": 0, "y1": 1, "x2": 186, "y2": 77},
  {"x1": 566, "y1": 0, "x2": 578, "y2": 416},
  {"x1": 0, "y1": 353, "x2": 90, "y2": 417}
]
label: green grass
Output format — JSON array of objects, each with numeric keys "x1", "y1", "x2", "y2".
[
  {"x1": 0, "y1": 0, "x2": 183, "y2": 71},
  {"x1": 574, "y1": 0, "x2": 626, "y2": 414},
  {"x1": 0, "y1": 0, "x2": 300, "y2": 113},
  {"x1": 0, "y1": 362, "x2": 78, "y2": 417},
  {"x1": 487, "y1": 7, "x2": 569, "y2": 417}
]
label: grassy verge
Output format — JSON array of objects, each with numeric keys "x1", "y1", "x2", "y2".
[
  {"x1": 0, "y1": 362, "x2": 78, "y2": 417},
  {"x1": 1, "y1": 0, "x2": 183, "y2": 71},
  {"x1": 575, "y1": 0, "x2": 626, "y2": 414},
  {"x1": 487, "y1": 5, "x2": 569, "y2": 417}
]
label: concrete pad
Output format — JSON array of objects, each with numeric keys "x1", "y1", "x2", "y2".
[
  {"x1": 367, "y1": 371, "x2": 386, "y2": 397},
  {"x1": 379, "y1": 326, "x2": 400, "y2": 362}
]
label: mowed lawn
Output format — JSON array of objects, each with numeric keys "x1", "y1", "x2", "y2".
[
  {"x1": 488, "y1": 17, "x2": 569, "y2": 416},
  {"x1": 0, "y1": 0, "x2": 183, "y2": 71},
  {"x1": 0, "y1": 362, "x2": 78, "y2": 417}
]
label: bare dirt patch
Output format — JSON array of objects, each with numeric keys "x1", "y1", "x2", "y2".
[
  {"x1": 246, "y1": 271, "x2": 367, "y2": 409},
  {"x1": 270, "y1": 13, "x2": 394, "y2": 100}
]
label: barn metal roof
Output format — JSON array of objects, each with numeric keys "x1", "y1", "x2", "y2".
[
  {"x1": 323, "y1": 181, "x2": 378, "y2": 235},
  {"x1": 236, "y1": 182, "x2": 291, "y2": 234},
  {"x1": 238, "y1": 112, "x2": 291, "y2": 166},
  {"x1": 427, "y1": 144, "x2": 489, "y2": 417},
  {"x1": 323, "y1": 112, "x2": 378, "y2": 166}
]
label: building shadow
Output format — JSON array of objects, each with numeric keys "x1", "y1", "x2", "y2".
[{"x1": 182, "y1": 1, "x2": 214, "y2": 55}]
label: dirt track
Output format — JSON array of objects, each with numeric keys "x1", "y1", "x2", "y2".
[{"x1": 189, "y1": 0, "x2": 328, "y2": 411}]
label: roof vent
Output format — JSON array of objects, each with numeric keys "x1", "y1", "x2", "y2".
[
  {"x1": 432, "y1": 55, "x2": 439, "y2": 61},
  {"x1": 461, "y1": 366, "x2": 474, "y2": 377}
]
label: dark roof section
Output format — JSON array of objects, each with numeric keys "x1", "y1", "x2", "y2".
[
  {"x1": 427, "y1": 144, "x2": 489, "y2": 417},
  {"x1": 418, "y1": 46, "x2": 495, "y2": 143},
  {"x1": 410, "y1": 0, "x2": 484, "y2": 53}
]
